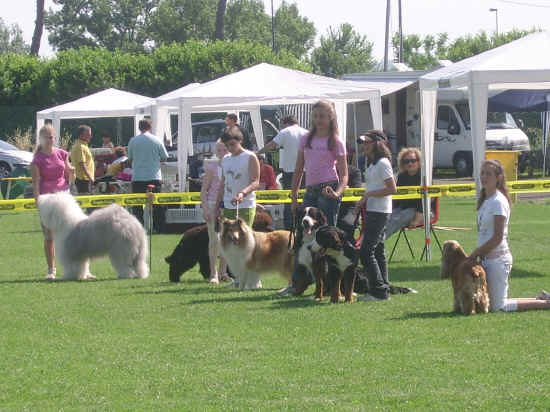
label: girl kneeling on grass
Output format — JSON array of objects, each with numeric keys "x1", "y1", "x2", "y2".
[{"x1": 468, "y1": 159, "x2": 550, "y2": 312}]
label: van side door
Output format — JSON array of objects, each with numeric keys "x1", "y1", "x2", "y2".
[{"x1": 435, "y1": 105, "x2": 463, "y2": 168}]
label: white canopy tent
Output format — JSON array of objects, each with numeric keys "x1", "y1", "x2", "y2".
[
  {"x1": 136, "y1": 83, "x2": 201, "y2": 144},
  {"x1": 36, "y1": 88, "x2": 155, "y2": 141},
  {"x1": 419, "y1": 31, "x2": 550, "y2": 259},
  {"x1": 154, "y1": 63, "x2": 384, "y2": 190}
]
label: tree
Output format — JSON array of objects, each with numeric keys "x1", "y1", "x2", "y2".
[
  {"x1": 446, "y1": 29, "x2": 533, "y2": 62},
  {"x1": 45, "y1": 0, "x2": 160, "y2": 52},
  {"x1": 0, "y1": 18, "x2": 30, "y2": 55},
  {"x1": 224, "y1": 0, "x2": 271, "y2": 46},
  {"x1": 273, "y1": 1, "x2": 315, "y2": 58},
  {"x1": 31, "y1": 0, "x2": 45, "y2": 56},
  {"x1": 149, "y1": 0, "x2": 217, "y2": 46},
  {"x1": 215, "y1": 0, "x2": 228, "y2": 40},
  {"x1": 392, "y1": 33, "x2": 449, "y2": 70},
  {"x1": 311, "y1": 23, "x2": 375, "y2": 78},
  {"x1": 394, "y1": 30, "x2": 534, "y2": 70}
]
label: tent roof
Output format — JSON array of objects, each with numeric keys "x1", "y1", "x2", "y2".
[
  {"x1": 420, "y1": 31, "x2": 550, "y2": 88},
  {"x1": 37, "y1": 88, "x2": 155, "y2": 119},
  {"x1": 488, "y1": 89, "x2": 550, "y2": 112},
  {"x1": 156, "y1": 63, "x2": 381, "y2": 107}
]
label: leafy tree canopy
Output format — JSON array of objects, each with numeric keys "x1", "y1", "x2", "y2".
[
  {"x1": 0, "y1": 18, "x2": 30, "y2": 55},
  {"x1": 311, "y1": 23, "x2": 375, "y2": 78}
]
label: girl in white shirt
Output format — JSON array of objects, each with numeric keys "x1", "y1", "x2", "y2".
[
  {"x1": 469, "y1": 160, "x2": 550, "y2": 312},
  {"x1": 356, "y1": 130, "x2": 397, "y2": 302}
]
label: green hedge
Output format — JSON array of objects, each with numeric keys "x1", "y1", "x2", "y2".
[{"x1": 0, "y1": 41, "x2": 310, "y2": 138}]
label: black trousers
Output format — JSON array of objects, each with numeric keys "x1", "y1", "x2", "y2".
[
  {"x1": 359, "y1": 211, "x2": 391, "y2": 299},
  {"x1": 75, "y1": 178, "x2": 92, "y2": 194},
  {"x1": 281, "y1": 171, "x2": 294, "y2": 230},
  {"x1": 132, "y1": 180, "x2": 164, "y2": 232}
]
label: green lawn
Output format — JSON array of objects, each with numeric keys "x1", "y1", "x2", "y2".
[{"x1": 1, "y1": 198, "x2": 550, "y2": 411}]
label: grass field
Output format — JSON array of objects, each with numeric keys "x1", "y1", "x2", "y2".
[{"x1": 1, "y1": 198, "x2": 550, "y2": 411}]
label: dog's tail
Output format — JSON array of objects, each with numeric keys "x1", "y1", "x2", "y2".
[{"x1": 135, "y1": 234, "x2": 150, "y2": 279}]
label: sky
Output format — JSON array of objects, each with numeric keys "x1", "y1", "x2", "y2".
[{"x1": 2, "y1": 0, "x2": 550, "y2": 60}]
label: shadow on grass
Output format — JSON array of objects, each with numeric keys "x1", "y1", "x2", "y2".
[
  {"x1": 390, "y1": 311, "x2": 461, "y2": 320},
  {"x1": 4, "y1": 230, "x2": 42, "y2": 234},
  {"x1": 389, "y1": 264, "x2": 546, "y2": 281},
  {"x1": 0, "y1": 277, "x2": 121, "y2": 284}
]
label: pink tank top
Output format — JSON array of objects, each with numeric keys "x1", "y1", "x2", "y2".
[{"x1": 203, "y1": 159, "x2": 223, "y2": 202}]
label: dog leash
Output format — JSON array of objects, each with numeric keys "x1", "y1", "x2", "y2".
[{"x1": 288, "y1": 212, "x2": 296, "y2": 251}]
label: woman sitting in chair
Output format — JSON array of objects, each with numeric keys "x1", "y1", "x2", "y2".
[{"x1": 385, "y1": 147, "x2": 424, "y2": 238}]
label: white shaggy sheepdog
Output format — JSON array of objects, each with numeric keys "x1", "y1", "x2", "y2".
[{"x1": 37, "y1": 192, "x2": 149, "y2": 280}]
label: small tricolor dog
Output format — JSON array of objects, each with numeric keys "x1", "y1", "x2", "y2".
[
  {"x1": 309, "y1": 225, "x2": 357, "y2": 303},
  {"x1": 440, "y1": 240, "x2": 489, "y2": 315},
  {"x1": 293, "y1": 207, "x2": 329, "y2": 295}
]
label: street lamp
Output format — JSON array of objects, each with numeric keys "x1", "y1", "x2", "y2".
[{"x1": 489, "y1": 8, "x2": 499, "y2": 36}]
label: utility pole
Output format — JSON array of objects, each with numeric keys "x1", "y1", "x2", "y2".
[
  {"x1": 383, "y1": 0, "x2": 391, "y2": 71},
  {"x1": 398, "y1": 0, "x2": 403, "y2": 63},
  {"x1": 271, "y1": 0, "x2": 276, "y2": 52}
]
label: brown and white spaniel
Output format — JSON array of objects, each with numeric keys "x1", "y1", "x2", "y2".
[{"x1": 441, "y1": 240, "x2": 489, "y2": 315}]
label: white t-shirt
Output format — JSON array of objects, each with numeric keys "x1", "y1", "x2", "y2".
[
  {"x1": 365, "y1": 157, "x2": 394, "y2": 213},
  {"x1": 272, "y1": 124, "x2": 308, "y2": 172},
  {"x1": 222, "y1": 150, "x2": 256, "y2": 210},
  {"x1": 477, "y1": 190, "x2": 510, "y2": 256}
]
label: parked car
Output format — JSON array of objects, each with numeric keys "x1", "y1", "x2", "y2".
[
  {"x1": 0, "y1": 140, "x2": 33, "y2": 178},
  {"x1": 167, "y1": 118, "x2": 279, "y2": 160}
]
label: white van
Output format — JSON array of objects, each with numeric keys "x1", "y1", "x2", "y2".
[{"x1": 434, "y1": 100, "x2": 530, "y2": 176}]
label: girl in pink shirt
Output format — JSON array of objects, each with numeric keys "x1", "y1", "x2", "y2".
[
  {"x1": 291, "y1": 100, "x2": 348, "y2": 226},
  {"x1": 281, "y1": 100, "x2": 348, "y2": 296},
  {"x1": 200, "y1": 140, "x2": 229, "y2": 284},
  {"x1": 31, "y1": 124, "x2": 74, "y2": 279}
]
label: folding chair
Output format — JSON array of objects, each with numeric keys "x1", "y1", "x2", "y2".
[{"x1": 388, "y1": 197, "x2": 443, "y2": 263}]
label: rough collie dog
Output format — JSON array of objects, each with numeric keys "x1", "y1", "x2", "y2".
[
  {"x1": 165, "y1": 207, "x2": 274, "y2": 282},
  {"x1": 37, "y1": 192, "x2": 148, "y2": 280},
  {"x1": 219, "y1": 217, "x2": 293, "y2": 290},
  {"x1": 441, "y1": 240, "x2": 489, "y2": 315},
  {"x1": 309, "y1": 225, "x2": 357, "y2": 303},
  {"x1": 292, "y1": 207, "x2": 328, "y2": 295}
]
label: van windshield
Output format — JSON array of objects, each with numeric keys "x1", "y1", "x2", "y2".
[{"x1": 455, "y1": 103, "x2": 519, "y2": 130}]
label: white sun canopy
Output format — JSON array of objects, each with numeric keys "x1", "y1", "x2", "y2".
[
  {"x1": 154, "y1": 63, "x2": 383, "y2": 190},
  {"x1": 36, "y1": 88, "x2": 155, "y2": 140},
  {"x1": 419, "y1": 31, "x2": 550, "y2": 258}
]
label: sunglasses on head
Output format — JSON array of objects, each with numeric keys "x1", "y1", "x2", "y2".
[{"x1": 403, "y1": 158, "x2": 418, "y2": 164}]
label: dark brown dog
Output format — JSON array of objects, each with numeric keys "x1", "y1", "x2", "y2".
[{"x1": 441, "y1": 240, "x2": 489, "y2": 315}]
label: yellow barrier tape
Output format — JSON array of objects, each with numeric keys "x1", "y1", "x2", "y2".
[
  {"x1": 2, "y1": 180, "x2": 550, "y2": 212},
  {"x1": 0, "y1": 177, "x2": 32, "y2": 181}
]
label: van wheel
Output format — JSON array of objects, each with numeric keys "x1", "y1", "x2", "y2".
[{"x1": 454, "y1": 154, "x2": 472, "y2": 177}]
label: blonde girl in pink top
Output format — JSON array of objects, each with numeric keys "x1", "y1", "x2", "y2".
[
  {"x1": 31, "y1": 124, "x2": 75, "y2": 279},
  {"x1": 201, "y1": 139, "x2": 229, "y2": 284}
]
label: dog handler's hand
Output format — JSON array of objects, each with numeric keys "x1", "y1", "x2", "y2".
[
  {"x1": 323, "y1": 186, "x2": 339, "y2": 199},
  {"x1": 232, "y1": 191, "x2": 244, "y2": 205}
]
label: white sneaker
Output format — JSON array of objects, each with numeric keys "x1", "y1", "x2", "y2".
[
  {"x1": 276, "y1": 286, "x2": 296, "y2": 296},
  {"x1": 536, "y1": 290, "x2": 550, "y2": 301},
  {"x1": 45, "y1": 268, "x2": 56, "y2": 280},
  {"x1": 359, "y1": 293, "x2": 390, "y2": 302},
  {"x1": 209, "y1": 277, "x2": 219, "y2": 285}
]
